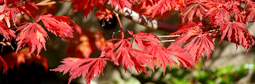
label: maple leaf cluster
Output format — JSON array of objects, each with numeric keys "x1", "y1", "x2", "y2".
[
  {"x1": 0, "y1": 0, "x2": 255, "y2": 84},
  {"x1": 0, "y1": 0, "x2": 80, "y2": 74},
  {"x1": 53, "y1": 0, "x2": 255, "y2": 84},
  {"x1": 134, "y1": 0, "x2": 255, "y2": 62},
  {"x1": 52, "y1": 31, "x2": 194, "y2": 84}
]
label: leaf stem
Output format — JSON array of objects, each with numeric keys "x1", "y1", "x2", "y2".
[
  {"x1": 36, "y1": 0, "x2": 71, "y2": 6},
  {"x1": 114, "y1": 12, "x2": 124, "y2": 33},
  {"x1": 160, "y1": 40, "x2": 175, "y2": 43},
  {"x1": 158, "y1": 35, "x2": 180, "y2": 38}
]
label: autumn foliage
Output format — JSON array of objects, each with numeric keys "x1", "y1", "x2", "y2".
[{"x1": 0, "y1": 0, "x2": 255, "y2": 84}]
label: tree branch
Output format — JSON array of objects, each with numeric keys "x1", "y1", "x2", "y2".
[
  {"x1": 112, "y1": 7, "x2": 255, "y2": 48},
  {"x1": 113, "y1": 7, "x2": 178, "y2": 32}
]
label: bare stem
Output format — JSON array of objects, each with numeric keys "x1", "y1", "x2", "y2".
[
  {"x1": 160, "y1": 40, "x2": 175, "y2": 43},
  {"x1": 114, "y1": 12, "x2": 124, "y2": 33},
  {"x1": 158, "y1": 35, "x2": 180, "y2": 38},
  {"x1": 0, "y1": 41, "x2": 14, "y2": 52},
  {"x1": 36, "y1": 0, "x2": 71, "y2": 6}
]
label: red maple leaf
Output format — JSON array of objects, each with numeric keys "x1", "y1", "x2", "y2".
[
  {"x1": 72, "y1": 23, "x2": 82, "y2": 35},
  {"x1": 137, "y1": 0, "x2": 180, "y2": 19},
  {"x1": 225, "y1": 1, "x2": 245, "y2": 22},
  {"x1": 206, "y1": 2, "x2": 230, "y2": 26},
  {"x1": 145, "y1": 43, "x2": 178, "y2": 75},
  {"x1": 225, "y1": 0, "x2": 240, "y2": 10},
  {"x1": 103, "y1": 33, "x2": 154, "y2": 74},
  {"x1": 16, "y1": 22, "x2": 48, "y2": 54},
  {"x1": 173, "y1": 22, "x2": 215, "y2": 62},
  {"x1": 38, "y1": 14, "x2": 74, "y2": 38},
  {"x1": 51, "y1": 57, "x2": 107, "y2": 84},
  {"x1": 129, "y1": 49, "x2": 155, "y2": 72},
  {"x1": 181, "y1": 1, "x2": 210, "y2": 23},
  {"x1": 0, "y1": 22, "x2": 15, "y2": 41},
  {"x1": 5, "y1": 1, "x2": 38, "y2": 17},
  {"x1": 115, "y1": 47, "x2": 152, "y2": 75},
  {"x1": 166, "y1": 43, "x2": 194, "y2": 68},
  {"x1": 139, "y1": 0, "x2": 156, "y2": 6},
  {"x1": 245, "y1": 0, "x2": 255, "y2": 7},
  {"x1": 95, "y1": 9, "x2": 113, "y2": 22},
  {"x1": 128, "y1": 31, "x2": 160, "y2": 50},
  {"x1": 100, "y1": 45, "x2": 116, "y2": 63},
  {"x1": 128, "y1": 31, "x2": 185, "y2": 74},
  {"x1": 129, "y1": 31, "x2": 193, "y2": 73},
  {"x1": 177, "y1": 0, "x2": 191, "y2": 7},
  {"x1": 181, "y1": 33, "x2": 215, "y2": 62},
  {"x1": 109, "y1": 38, "x2": 132, "y2": 62},
  {"x1": 151, "y1": 0, "x2": 179, "y2": 18},
  {"x1": 54, "y1": 16, "x2": 82, "y2": 35},
  {"x1": 72, "y1": 0, "x2": 105, "y2": 17},
  {"x1": 0, "y1": 1, "x2": 38, "y2": 26},
  {"x1": 247, "y1": 7, "x2": 255, "y2": 22},
  {"x1": 110, "y1": 0, "x2": 137, "y2": 10},
  {"x1": 170, "y1": 22, "x2": 202, "y2": 36},
  {"x1": 219, "y1": 21, "x2": 255, "y2": 51},
  {"x1": 16, "y1": 2, "x2": 38, "y2": 17},
  {"x1": 1, "y1": 6, "x2": 20, "y2": 26},
  {"x1": 232, "y1": 9, "x2": 245, "y2": 23}
]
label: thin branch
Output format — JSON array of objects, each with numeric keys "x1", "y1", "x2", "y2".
[
  {"x1": 160, "y1": 40, "x2": 175, "y2": 43},
  {"x1": 114, "y1": 12, "x2": 124, "y2": 33},
  {"x1": 158, "y1": 35, "x2": 180, "y2": 38},
  {"x1": 111, "y1": 7, "x2": 255, "y2": 48},
  {"x1": 37, "y1": 1, "x2": 255, "y2": 48},
  {"x1": 111, "y1": 7, "x2": 179, "y2": 32},
  {"x1": 0, "y1": 41, "x2": 14, "y2": 52},
  {"x1": 36, "y1": 0, "x2": 71, "y2": 6}
]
